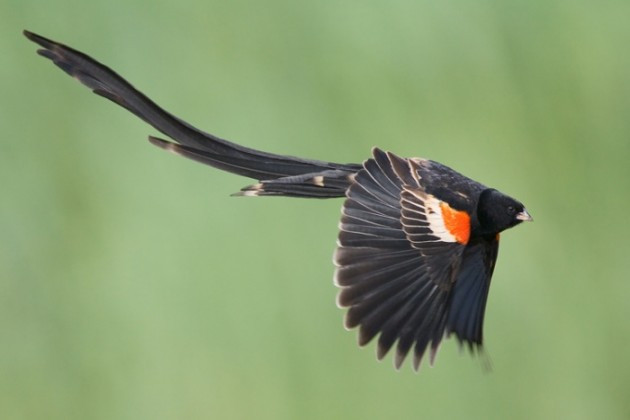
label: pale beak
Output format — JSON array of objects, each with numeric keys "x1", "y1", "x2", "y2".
[{"x1": 515, "y1": 209, "x2": 533, "y2": 222}]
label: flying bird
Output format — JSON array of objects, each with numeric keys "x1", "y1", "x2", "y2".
[{"x1": 24, "y1": 30, "x2": 532, "y2": 371}]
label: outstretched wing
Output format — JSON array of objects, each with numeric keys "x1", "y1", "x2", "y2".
[{"x1": 334, "y1": 148, "x2": 477, "y2": 370}]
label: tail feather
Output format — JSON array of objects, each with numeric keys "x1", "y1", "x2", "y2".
[
  {"x1": 235, "y1": 169, "x2": 356, "y2": 198},
  {"x1": 24, "y1": 30, "x2": 360, "y2": 195}
]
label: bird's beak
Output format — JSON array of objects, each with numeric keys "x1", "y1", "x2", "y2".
[{"x1": 516, "y1": 209, "x2": 533, "y2": 222}]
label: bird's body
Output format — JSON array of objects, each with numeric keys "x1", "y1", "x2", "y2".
[{"x1": 24, "y1": 30, "x2": 532, "y2": 370}]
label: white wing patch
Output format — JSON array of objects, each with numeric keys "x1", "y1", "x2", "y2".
[
  {"x1": 424, "y1": 194, "x2": 460, "y2": 243},
  {"x1": 400, "y1": 188, "x2": 464, "y2": 244}
]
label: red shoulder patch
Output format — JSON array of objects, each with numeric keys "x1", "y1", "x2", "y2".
[{"x1": 439, "y1": 202, "x2": 471, "y2": 245}]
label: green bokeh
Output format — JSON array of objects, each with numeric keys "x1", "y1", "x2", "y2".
[{"x1": 2, "y1": 1, "x2": 630, "y2": 419}]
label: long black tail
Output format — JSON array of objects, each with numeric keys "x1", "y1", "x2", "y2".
[{"x1": 24, "y1": 30, "x2": 362, "y2": 198}]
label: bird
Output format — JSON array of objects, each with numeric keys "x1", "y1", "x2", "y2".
[{"x1": 24, "y1": 30, "x2": 532, "y2": 371}]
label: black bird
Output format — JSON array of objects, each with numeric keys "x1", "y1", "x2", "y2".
[{"x1": 24, "y1": 30, "x2": 532, "y2": 371}]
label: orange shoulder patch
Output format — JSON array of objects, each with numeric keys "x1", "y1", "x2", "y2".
[{"x1": 439, "y1": 202, "x2": 471, "y2": 245}]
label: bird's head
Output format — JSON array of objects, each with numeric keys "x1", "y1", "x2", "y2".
[{"x1": 477, "y1": 188, "x2": 532, "y2": 234}]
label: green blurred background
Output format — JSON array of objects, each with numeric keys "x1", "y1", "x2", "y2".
[{"x1": 2, "y1": 1, "x2": 630, "y2": 419}]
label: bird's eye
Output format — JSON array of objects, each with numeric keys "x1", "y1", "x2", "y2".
[{"x1": 507, "y1": 206, "x2": 516, "y2": 215}]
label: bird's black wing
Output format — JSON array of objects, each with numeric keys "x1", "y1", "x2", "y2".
[
  {"x1": 335, "y1": 148, "x2": 478, "y2": 370},
  {"x1": 446, "y1": 235, "x2": 499, "y2": 348}
]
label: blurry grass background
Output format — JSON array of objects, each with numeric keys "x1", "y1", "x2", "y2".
[{"x1": 2, "y1": 0, "x2": 630, "y2": 419}]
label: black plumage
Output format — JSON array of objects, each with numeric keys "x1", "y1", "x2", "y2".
[{"x1": 24, "y1": 30, "x2": 532, "y2": 370}]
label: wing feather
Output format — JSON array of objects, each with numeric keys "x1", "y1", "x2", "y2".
[
  {"x1": 446, "y1": 237, "x2": 499, "y2": 346},
  {"x1": 335, "y1": 149, "x2": 476, "y2": 369}
]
